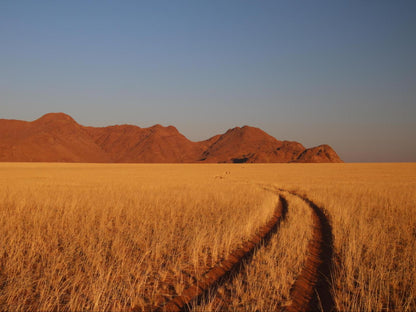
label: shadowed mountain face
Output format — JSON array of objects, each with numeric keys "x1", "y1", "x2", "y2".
[{"x1": 0, "y1": 113, "x2": 343, "y2": 163}]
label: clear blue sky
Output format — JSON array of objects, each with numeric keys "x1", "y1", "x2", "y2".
[{"x1": 1, "y1": 1, "x2": 415, "y2": 162}]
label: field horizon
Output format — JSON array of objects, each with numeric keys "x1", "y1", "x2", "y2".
[{"x1": 1, "y1": 162, "x2": 415, "y2": 311}]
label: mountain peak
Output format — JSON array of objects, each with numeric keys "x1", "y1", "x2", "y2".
[
  {"x1": 35, "y1": 113, "x2": 76, "y2": 124},
  {"x1": 295, "y1": 144, "x2": 343, "y2": 163},
  {"x1": 148, "y1": 124, "x2": 180, "y2": 135},
  {"x1": 224, "y1": 125, "x2": 277, "y2": 141}
]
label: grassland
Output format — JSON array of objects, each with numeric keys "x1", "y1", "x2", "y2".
[{"x1": 0, "y1": 163, "x2": 415, "y2": 311}]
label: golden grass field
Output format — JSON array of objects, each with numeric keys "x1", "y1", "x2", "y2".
[{"x1": 0, "y1": 163, "x2": 415, "y2": 311}]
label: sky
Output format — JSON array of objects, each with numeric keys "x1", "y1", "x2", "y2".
[{"x1": 1, "y1": 1, "x2": 415, "y2": 162}]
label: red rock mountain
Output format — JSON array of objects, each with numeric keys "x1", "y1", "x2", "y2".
[{"x1": 0, "y1": 113, "x2": 343, "y2": 163}]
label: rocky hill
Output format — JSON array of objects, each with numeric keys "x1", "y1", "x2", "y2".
[{"x1": 0, "y1": 113, "x2": 343, "y2": 163}]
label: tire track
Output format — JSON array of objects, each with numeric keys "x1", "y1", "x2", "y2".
[
  {"x1": 138, "y1": 195, "x2": 288, "y2": 312},
  {"x1": 279, "y1": 189, "x2": 335, "y2": 312}
]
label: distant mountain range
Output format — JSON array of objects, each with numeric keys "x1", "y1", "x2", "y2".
[{"x1": 0, "y1": 113, "x2": 342, "y2": 163}]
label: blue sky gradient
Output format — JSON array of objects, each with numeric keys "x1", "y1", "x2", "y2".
[{"x1": 1, "y1": 1, "x2": 415, "y2": 161}]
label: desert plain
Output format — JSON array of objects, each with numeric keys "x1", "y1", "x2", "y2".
[{"x1": 0, "y1": 162, "x2": 415, "y2": 311}]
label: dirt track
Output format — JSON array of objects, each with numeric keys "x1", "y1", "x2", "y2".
[
  {"x1": 281, "y1": 189, "x2": 335, "y2": 312},
  {"x1": 133, "y1": 188, "x2": 335, "y2": 312},
  {"x1": 136, "y1": 195, "x2": 288, "y2": 312}
]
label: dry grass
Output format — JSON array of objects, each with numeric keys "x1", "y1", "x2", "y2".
[
  {"x1": 0, "y1": 163, "x2": 276, "y2": 311},
  {"x1": 229, "y1": 163, "x2": 416, "y2": 311},
  {"x1": 0, "y1": 162, "x2": 415, "y2": 311},
  {"x1": 303, "y1": 173, "x2": 416, "y2": 311},
  {"x1": 193, "y1": 193, "x2": 312, "y2": 312}
]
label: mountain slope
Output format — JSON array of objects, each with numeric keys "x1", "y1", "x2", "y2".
[
  {"x1": 199, "y1": 126, "x2": 306, "y2": 163},
  {"x1": 293, "y1": 144, "x2": 343, "y2": 163},
  {"x1": 0, "y1": 113, "x2": 110, "y2": 162},
  {"x1": 0, "y1": 113, "x2": 343, "y2": 163}
]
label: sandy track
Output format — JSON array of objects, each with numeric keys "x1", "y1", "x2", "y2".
[
  {"x1": 135, "y1": 195, "x2": 287, "y2": 312},
  {"x1": 132, "y1": 188, "x2": 334, "y2": 312},
  {"x1": 280, "y1": 189, "x2": 335, "y2": 312}
]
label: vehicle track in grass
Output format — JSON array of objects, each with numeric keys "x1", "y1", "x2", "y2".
[
  {"x1": 132, "y1": 194, "x2": 288, "y2": 312},
  {"x1": 279, "y1": 189, "x2": 335, "y2": 312},
  {"x1": 132, "y1": 187, "x2": 335, "y2": 312}
]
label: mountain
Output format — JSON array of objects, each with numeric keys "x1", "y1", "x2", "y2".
[
  {"x1": 293, "y1": 144, "x2": 342, "y2": 163},
  {"x1": 86, "y1": 124, "x2": 205, "y2": 163},
  {"x1": 199, "y1": 126, "x2": 306, "y2": 163},
  {"x1": 0, "y1": 113, "x2": 111, "y2": 162},
  {"x1": 0, "y1": 113, "x2": 343, "y2": 163}
]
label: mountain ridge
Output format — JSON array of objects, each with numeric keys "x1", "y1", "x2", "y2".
[{"x1": 0, "y1": 113, "x2": 343, "y2": 163}]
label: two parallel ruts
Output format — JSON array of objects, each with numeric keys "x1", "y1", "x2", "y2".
[
  {"x1": 134, "y1": 189, "x2": 335, "y2": 312},
  {"x1": 142, "y1": 195, "x2": 288, "y2": 312}
]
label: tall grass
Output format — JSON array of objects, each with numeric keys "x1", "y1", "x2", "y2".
[
  {"x1": 306, "y1": 184, "x2": 416, "y2": 311},
  {"x1": 193, "y1": 194, "x2": 312, "y2": 311},
  {"x1": 0, "y1": 163, "x2": 415, "y2": 311},
  {"x1": 230, "y1": 163, "x2": 416, "y2": 311},
  {"x1": 0, "y1": 164, "x2": 275, "y2": 311}
]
